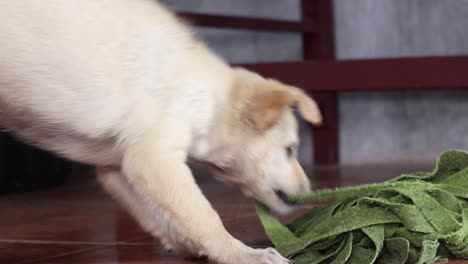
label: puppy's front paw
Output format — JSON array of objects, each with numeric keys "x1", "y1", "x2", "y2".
[{"x1": 246, "y1": 248, "x2": 290, "y2": 264}]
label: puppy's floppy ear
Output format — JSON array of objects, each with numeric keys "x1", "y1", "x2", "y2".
[
  {"x1": 242, "y1": 84, "x2": 322, "y2": 132},
  {"x1": 286, "y1": 87, "x2": 323, "y2": 125},
  {"x1": 234, "y1": 67, "x2": 322, "y2": 131},
  {"x1": 243, "y1": 90, "x2": 292, "y2": 132}
]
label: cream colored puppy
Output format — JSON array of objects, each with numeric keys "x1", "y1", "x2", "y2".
[{"x1": 0, "y1": 1, "x2": 322, "y2": 263}]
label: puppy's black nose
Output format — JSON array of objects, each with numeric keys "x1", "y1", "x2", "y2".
[
  {"x1": 274, "y1": 189, "x2": 288, "y2": 200},
  {"x1": 274, "y1": 189, "x2": 300, "y2": 205}
]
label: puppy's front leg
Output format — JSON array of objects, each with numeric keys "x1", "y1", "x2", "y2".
[
  {"x1": 122, "y1": 139, "x2": 289, "y2": 264},
  {"x1": 97, "y1": 166, "x2": 195, "y2": 254}
]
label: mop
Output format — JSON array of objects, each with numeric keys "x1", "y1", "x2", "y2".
[{"x1": 257, "y1": 150, "x2": 468, "y2": 264}]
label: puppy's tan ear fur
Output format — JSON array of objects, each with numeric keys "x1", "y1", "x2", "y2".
[
  {"x1": 242, "y1": 87, "x2": 322, "y2": 132},
  {"x1": 287, "y1": 87, "x2": 323, "y2": 125},
  {"x1": 233, "y1": 68, "x2": 322, "y2": 131},
  {"x1": 243, "y1": 90, "x2": 292, "y2": 131}
]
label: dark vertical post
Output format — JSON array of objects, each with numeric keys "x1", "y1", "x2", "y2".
[{"x1": 302, "y1": 0, "x2": 339, "y2": 165}]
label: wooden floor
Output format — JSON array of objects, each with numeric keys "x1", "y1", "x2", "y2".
[{"x1": 1, "y1": 163, "x2": 467, "y2": 264}]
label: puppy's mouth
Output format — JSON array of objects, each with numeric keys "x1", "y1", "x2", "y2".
[{"x1": 274, "y1": 189, "x2": 301, "y2": 206}]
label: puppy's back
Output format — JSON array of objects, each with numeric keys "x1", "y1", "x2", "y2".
[{"x1": 0, "y1": 0, "x2": 198, "y2": 135}]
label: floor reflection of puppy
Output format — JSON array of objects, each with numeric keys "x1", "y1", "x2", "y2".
[{"x1": 0, "y1": 1, "x2": 322, "y2": 263}]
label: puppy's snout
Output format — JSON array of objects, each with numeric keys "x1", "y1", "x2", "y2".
[
  {"x1": 292, "y1": 159, "x2": 312, "y2": 193},
  {"x1": 302, "y1": 180, "x2": 312, "y2": 193}
]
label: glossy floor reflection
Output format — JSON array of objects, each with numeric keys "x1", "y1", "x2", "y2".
[{"x1": 1, "y1": 163, "x2": 466, "y2": 263}]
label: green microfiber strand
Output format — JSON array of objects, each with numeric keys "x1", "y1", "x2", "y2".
[{"x1": 256, "y1": 150, "x2": 468, "y2": 264}]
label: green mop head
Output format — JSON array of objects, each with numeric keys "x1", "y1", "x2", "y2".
[{"x1": 256, "y1": 150, "x2": 468, "y2": 264}]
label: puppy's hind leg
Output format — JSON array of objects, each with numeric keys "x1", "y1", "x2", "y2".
[{"x1": 96, "y1": 166, "x2": 197, "y2": 255}]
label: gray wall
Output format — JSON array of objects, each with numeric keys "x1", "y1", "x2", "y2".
[
  {"x1": 335, "y1": 0, "x2": 468, "y2": 164},
  {"x1": 164, "y1": 0, "x2": 302, "y2": 63},
  {"x1": 165, "y1": 0, "x2": 468, "y2": 164}
]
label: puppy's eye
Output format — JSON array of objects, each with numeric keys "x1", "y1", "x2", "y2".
[{"x1": 286, "y1": 145, "x2": 296, "y2": 158}]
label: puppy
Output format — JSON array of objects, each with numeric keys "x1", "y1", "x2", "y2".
[{"x1": 0, "y1": 1, "x2": 322, "y2": 263}]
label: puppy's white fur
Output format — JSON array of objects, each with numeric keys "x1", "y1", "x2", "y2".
[{"x1": 0, "y1": 1, "x2": 322, "y2": 263}]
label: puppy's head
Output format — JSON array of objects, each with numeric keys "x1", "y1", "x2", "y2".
[{"x1": 210, "y1": 68, "x2": 322, "y2": 215}]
